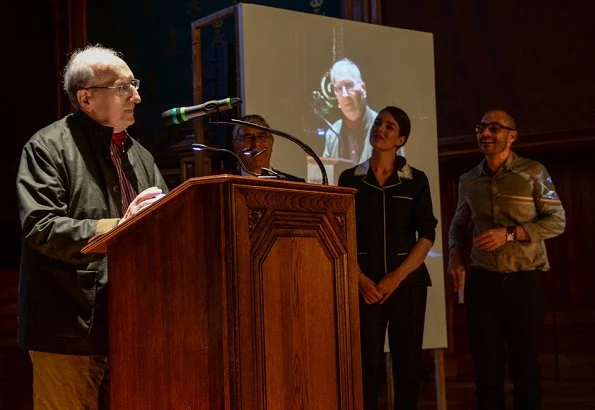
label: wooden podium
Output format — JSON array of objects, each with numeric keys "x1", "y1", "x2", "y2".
[{"x1": 83, "y1": 175, "x2": 363, "y2": 410}]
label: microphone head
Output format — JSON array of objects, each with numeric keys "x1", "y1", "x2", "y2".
[
  {"x1": 241, "y1": 148, "x2": 266, "y2": 157},
  {"x1": 227, "y1": 97, "x2": 242, "y2": 107},
  {"x1": 191, "y1": 143, "x2": 209, "y2": 151},
  {"x1": 162, "y1": 97, "x2": 243, "y2": 126},
  {"x1": 161, "y1": 108, "x2": 175, "y2": 118},
  {"x1": 161, "y1": 107, "x2": 183, "y2": 126}
]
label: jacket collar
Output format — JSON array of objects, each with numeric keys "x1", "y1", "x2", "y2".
[
  {"x1": 70, "y1": 110, "x2": 133, "y2": 153},
  {"x1": 355, "y1": 155, "x2": 412, "y2": 188},
  {"x1": 354, "y1": 155, "x2": 411, "y2": 177}
]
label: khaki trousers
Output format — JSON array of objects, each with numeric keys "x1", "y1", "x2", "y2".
[{"x1": 29, "y1": 351, "x2": 109, "y2": 410}]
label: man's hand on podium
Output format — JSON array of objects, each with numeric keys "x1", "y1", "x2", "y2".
[{"x1": 118, "y1": 186, "x2": 166, "y2": 226}]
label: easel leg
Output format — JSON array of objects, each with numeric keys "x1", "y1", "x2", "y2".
[
  {"x1": 434, "y1": 348, "x2": 447, "y2": 410},
  {"x1": 386, "y1": 352, "x2": 394, "y2": 409}
]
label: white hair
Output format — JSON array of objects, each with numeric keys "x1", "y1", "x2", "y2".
[
  {"x1": 63, "y1": 44, "x2": 128, "y2": 108},
  {"x1": 329, "y1": 58, "x2": 363, "y2": 83}
]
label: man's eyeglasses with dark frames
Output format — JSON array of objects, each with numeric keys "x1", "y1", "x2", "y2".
[
  {"x1": 80, "y1": 79, "x2": 140, "y2": 97},
  {"x1": 475, "y1": 122, "x2": 515, "y2": 134}
]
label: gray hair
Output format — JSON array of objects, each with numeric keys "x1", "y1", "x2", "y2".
[
  {"x1": 232, "y1": 114, "x2": 270, "y2": 140},
  {"x1": 63, "y1": 44, "x2": 127, "y2": 108},
  {"x1": 329, "y1": 58, "x2": 363, "y2": 83}
]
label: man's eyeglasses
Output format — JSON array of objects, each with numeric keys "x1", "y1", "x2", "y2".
[
  {"x1": 236, "y1": 134, "x2": 272, "y2": 145},
  {"x1": 333, "y1": 81, "x2": 356, "y2": 95},
  {"x1": 475, "y1": 122, "x2": 515, "y2": 134},
  {"x1": 80, "y1": 79, "x2": 140, "y2": 97}
]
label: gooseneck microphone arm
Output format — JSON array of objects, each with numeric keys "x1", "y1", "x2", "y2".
[
  {"x1": 209, "y1": 118, "x2": 329, "y2": 185},
  {"x1": 312, "y1": 106, "x2": 340, "y2": 139},
  {"x1": 191, "y1": 144, "x2": 261, "y2": 178}
]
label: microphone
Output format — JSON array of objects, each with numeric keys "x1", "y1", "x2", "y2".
[
  {"x1": 207, "y1": 118, "x2": 329, "y2": 185},
  {"x1": 191, "y1": 144, "x2": 279, "y2": 179},
  {"x1": 161, "y1": 97, "x2": 242, "y2": 125}
]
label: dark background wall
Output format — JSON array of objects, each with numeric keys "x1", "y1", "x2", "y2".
[
  {"x1": 2, "y1": 2, "x2": 62, "y2": 408},
  {"x1": 1, "y1": 1, "x2": 594, "y2": 408},
  {"x1": 84, "y1": 0, "x2": 343, "y2": 167},
  {"x1": 384, "y1": 1, "x2": 595, "y2": 138}
]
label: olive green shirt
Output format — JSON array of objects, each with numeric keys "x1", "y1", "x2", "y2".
[{"x1": 448, "y1": 151, "x2": 565, "y2": 272}]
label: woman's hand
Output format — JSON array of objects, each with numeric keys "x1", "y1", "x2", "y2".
[
  {"x1": 358, "y1": 273, "x2": 383, "y2": 304},
  {"x1": 376, "y1": 271, "x2": 405, "y2": 304}
]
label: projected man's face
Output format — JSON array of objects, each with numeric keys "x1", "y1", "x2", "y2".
[
  {"x1": 232, "y1": 120, "x2": 274, "y2": 174},
  {"x1": 332, "y1": 67, "x2": 366, "y2": 123}
]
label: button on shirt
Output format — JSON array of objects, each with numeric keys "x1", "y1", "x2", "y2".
[
  {"x1": 448, "y1": 151, "x2": 566, "y2": 273},
  {"x1": 339, "y1": 157, "x2": 437, "y2": 285}
]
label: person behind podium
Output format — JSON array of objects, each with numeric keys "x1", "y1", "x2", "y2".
[
  {"x1": 322, "y1": 58, "x2": 378, "y2": 164},
  {"x1": 16, "y1": 44, "x2": 168, "y2": 409},
  {"x1": 338, "y1": 106, "x2": 437, "y2": 410},
  {"x1": 232, "y1": 114, "x2": 305, "y2": 182}
]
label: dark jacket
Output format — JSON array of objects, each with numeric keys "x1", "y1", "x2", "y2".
[
  {"x1": 338, "y1": 156, "x2": 437, "y2": 286},
  {"x1": 17, "y1": 110, "x2": 167, "y2": 355}
]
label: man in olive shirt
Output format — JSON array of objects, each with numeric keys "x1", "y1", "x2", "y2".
[{"x1": 447, "y1": 110, "x2": 565, "y2": 410}]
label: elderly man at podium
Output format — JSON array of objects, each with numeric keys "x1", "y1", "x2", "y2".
[
  {"x1": 232, "y1": 114, "x2": 305, "y2": 182},
  {"x1": 16, "y1": 44, "x2": 167, "y2": 409}
]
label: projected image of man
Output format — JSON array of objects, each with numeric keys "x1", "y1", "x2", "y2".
[{"x1": 323, "y1": 58, "x2": 377, "y2": 164}]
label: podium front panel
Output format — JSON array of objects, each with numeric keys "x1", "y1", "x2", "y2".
[{"x1": 105, "y1": 177, "x2": 362, "y2": 409}]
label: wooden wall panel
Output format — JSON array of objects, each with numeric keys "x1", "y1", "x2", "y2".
[{"x1": 381, "y1": 1, "x2": 595, "y2": 140}]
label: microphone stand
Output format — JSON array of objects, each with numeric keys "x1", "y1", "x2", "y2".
[
  {"x1": 191, "y1": 144, "x2": 280, "y2": 179},
  {"x1": 240, "y1": 149, "x2": 285, "y2": 179},
  {"x1": 209, "y1": 118, "x2": 329, "y2": 185}
]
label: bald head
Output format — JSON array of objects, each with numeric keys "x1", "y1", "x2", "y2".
[{"x1": 482, "y1": 110, "x2": 516, "y2": 130}]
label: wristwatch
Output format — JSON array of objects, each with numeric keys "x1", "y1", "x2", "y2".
[{"x1": 506, "y1": 226, "x2": 517, "y2": 242}]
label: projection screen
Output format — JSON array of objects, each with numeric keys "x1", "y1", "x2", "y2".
[{"x1": 238, "y1": 3, "x2": 446, "y2": 350}]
